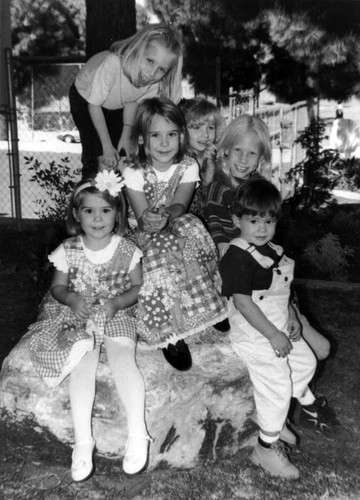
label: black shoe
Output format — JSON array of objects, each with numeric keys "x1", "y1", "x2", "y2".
[
  {"x1": 299, "y1": 396, "x2": 345, "y2": 437},
  {"x1": 162, "y1": 340, "x2": 192, "y2": 371},
  {"x1": 213, "y1": 318, "x2": 230, "y2": 332}
]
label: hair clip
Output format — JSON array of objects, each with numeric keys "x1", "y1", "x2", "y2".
[{"x1": 94, "y1": 170, "x2": 125, "y2": 196}]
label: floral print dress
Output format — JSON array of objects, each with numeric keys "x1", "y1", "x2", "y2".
[{"x1": 124, "y1": 157, "x2": 228, "y2": 349}]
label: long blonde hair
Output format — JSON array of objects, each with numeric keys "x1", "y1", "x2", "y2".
[
  {"x1": 110, "y1": 24, "x2": 183, "y2": 103},
  {"x1": 215, "y1": 114, "x2": 272, "y2": 188}
]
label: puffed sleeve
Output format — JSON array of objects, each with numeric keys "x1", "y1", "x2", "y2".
[
  {"x1": 123, "y1": 166, "x2": 145, "y2": 192},
  {"x1": 128, "y1": 246, "x2": 143, "y2": 272},
  {"x1": 48, "y1": 244, "x2": 68, "y2": 273},
  {"x1": 179, "y1": 158, "x2": 200, "y2": 184}
]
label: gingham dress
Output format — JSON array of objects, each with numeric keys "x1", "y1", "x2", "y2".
[
  {"x1": 126, "y1": 158, "x2": 228, "y2": 349},
  {"x1": 29, "y1": 235, "x2": 140, "y2": 387}
]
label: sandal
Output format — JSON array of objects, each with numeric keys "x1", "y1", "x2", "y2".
[
  {"x1": 71, "y1": 439, "x2": 95, "y2": 482},
  {"x1": 123, "y1": 434, "x2": 153, "y2": 475}
]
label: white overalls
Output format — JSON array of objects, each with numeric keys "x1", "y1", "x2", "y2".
[{"x1": 227, "y1": 238, "x2": 317, "y2": 433}]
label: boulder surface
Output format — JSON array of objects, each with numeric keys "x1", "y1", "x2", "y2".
[{"x1": 0, "y1": 328, "x2": 255, "y2": 469}]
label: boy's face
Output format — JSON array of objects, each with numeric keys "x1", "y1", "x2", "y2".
[
  {"x1": 227, "y1": 131, "x2": 263, "y2": 180},
  {"x1": 138, "y1": 41, "x2": 176, "y2": 86},
  {"x1": 232, "y1": 213, "x2": 277, "y2": 247},
  {"x1": 187, "y1": 119, "x2": 216, "y2": 153}
]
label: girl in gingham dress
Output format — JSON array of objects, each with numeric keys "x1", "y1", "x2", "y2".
[
  {"x1": 29, "y1": 171, "x2": 151, "y2": 482},
  {"x1": 123, "y1": 97, "x2": 228, "y2": 371}
]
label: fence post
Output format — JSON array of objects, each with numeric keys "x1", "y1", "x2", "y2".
[
  {"x1": 216, "y1": 56, "x2": 221, "y2": 108},
  {"x1": 5, "y1": 47, "x2": 22, "y2": 229}
]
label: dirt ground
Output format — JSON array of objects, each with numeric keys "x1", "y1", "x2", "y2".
[{"x1": 1, "y1": 222, "x2": 360, "y2": 499}]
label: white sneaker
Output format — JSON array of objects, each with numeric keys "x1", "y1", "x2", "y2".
[
  {"x1": 71, "y1": 439, "x2": 95, "y2": 482},
  {"x1": 250, "y1": 440, "x2": 300, "y2": 479},
  {"x1": 123, "y1": 434, "x2": 153, "y2": 475}
]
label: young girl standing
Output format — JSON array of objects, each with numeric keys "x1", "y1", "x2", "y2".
[
  {"x1": 69, "y1": 24, "x2": 183, "y2": 178},
  {"x1": 179, "y1": 97, "x2": 223, "y2": 219},
  {"x1": 123, "y1": 97, "x2": 228, "y2": 371},
  {"x1": 29, "y1": 171, "x2": 151, "y2": 481}
]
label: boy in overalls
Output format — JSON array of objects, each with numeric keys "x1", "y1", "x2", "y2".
[{"x1": 220, "y1": 178, "x2": 336, "y2": 479}]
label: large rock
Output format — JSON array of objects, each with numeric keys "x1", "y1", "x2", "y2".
[{"x1": 0, "y1": 328, "x2": 255, "y2": 469}]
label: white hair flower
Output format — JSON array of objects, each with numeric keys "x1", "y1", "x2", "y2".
[{"x1": 94, "y1": 170, "x2": 125, "y2": 197}]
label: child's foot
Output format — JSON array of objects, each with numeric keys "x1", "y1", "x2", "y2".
[
  {"x1": 250, "y1": 440, "x2": 300, "y2": 479},
  {"x1": 213, "y1": 318, "x2": 230, "y2": 332},
  {"x1": 299, "y1": 396, "x2": 344, "y2": 436},
  {"x1": 71, "y1": 439, "x2": 95, "y2": 482},
  {"x1": 162, "y1": 340, "x2": 192, "y2": 371},
  {"x1": 123, "y1": 434, "x2": 153, "y2": 475},
  {"x1": 279, "y1": 423, "x2": 297, "y2": 446}
]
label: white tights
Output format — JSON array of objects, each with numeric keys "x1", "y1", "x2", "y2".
[{"x1": 69, "y1": 337, "x2": 146, "y2": 444}]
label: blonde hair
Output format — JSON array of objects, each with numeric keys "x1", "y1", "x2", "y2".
[
  {"x1": 179, "y1": 97, "x2": 223, "y2": 139},
  {"x1": 215, "y1": 114, "x2": 272, "y2": 188},
  {"x1": 110, "y1": 24, "x2": 183, "y2": 103}
]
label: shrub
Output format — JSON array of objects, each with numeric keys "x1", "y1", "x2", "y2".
[
  {"x1": 302, "y1": 233, "x2": 354, "y2": 281},
  {"x1": 26, "y1": 156, "x2": 81, "y2": 221},
  {"x1": 330, "y1": 209, "x2": 360, "y2": 246}
]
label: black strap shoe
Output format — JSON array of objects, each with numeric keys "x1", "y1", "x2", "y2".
[
  {"x1": 162, "y1": 340, "x2": 192, "y2": 371},
  {"x1": 213, "y1": 318, "x2": 230, "y2": 332}
]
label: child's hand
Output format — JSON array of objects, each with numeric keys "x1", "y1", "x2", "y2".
[
  {"x1": 288, "y1": 319, "x2": 302, "y2": 342},
  {"x1": 288, "y1": 303, "x2": 302, "y2": 342},
  {"x1": 68, "y1": 294, "x2": 91, "y2": 321},
  {"x1": 202, "y1": 143, "x2": 217, "y2": 161},
  {"x1": 269, "y1": 330, "x2": 293, "y2": 358},
  {"x1": 98, "y1": 147, "x2": 120, "y2": 171},
  {"x1": 102, "y1": 298, "x2": 120, "y2": 321},
  {"x1": 142, "y1": 207, "x2": 169, "y2": 232}
]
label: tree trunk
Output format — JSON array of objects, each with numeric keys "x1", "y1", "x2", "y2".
[{"x1": 85, "y1": 0, "x2": 136, "y2": 59}]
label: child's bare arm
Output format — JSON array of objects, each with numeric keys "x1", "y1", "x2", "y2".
[
  {"x1": 102, "y1": 262, "x2": 142, "y2": 320},
  {"x1": 117, "y1": 102, "x2": 138, "y2": 156},
  {"x1": 88, "y1": 104, "x2": 119, "y2": 167},
  {"x1": 50, "y1": 269, "x2": 91, "y2": 321},
  {"x1": 233, "y1": 293, "x2": 293, "y2": 357}
]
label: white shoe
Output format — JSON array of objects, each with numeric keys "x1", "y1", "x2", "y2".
[
  {"x1": 123, "y1": 434, "x2": 153, "y2": 475},
  {"x1": 71, "y1": 439, "x2": 95, "y2": 482}
]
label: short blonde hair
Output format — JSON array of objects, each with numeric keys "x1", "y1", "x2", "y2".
[
  {"x1": 179, "y1": 97, "x2": 223, "y2": 139},
  {"x1": 110, "y1": 24, "x2": 183, "y2": 103},
  {"x1": 215, "y1": 114, "x2": 272, "y2": 188}
]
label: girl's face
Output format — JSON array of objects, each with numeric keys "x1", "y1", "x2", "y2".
[
  {"x1": 144, "y1": 114, "x2": 182, "y2": 170},
  {"x1": 187, "y1": 119, "x2": 216, "y2": 153},
  {"x1": 74, "y1": 193, "x2": 117, "y2": 249},
  {"x1": 138, "y1": 41, "x2": 176, "y2": 87},
  {"x1": 226, "y1": 131, "x2": 263, "y2": 180},
  {"x1": 232, "y1": 213, "x2": 277, "y2": 247}
]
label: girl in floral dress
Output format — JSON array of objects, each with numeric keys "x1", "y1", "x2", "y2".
[
  {"x1": 123, "y1": 97, "x2": 228, "y2": 371},
  {"x1": 29, "y1": 171, "x2": 151, "y2": 482}
]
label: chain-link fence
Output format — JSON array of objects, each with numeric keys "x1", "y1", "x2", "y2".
[
  {"x1": 1, "y1": 57, "x2": 83, "y2": 222},
  {"x1": 2, "y1": 55, "x2": 311, "y2": 223}
]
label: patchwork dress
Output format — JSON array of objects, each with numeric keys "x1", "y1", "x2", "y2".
[
  {"x1": 123, "y1": 157, "x2": 228, "y2": 349},
  {"x1": 29, "y1": 235, "x2": 141, "y2": 387}
]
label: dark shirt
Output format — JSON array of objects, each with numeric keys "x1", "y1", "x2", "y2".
[{"x1": 220, "y1": 243, "x2": 281, "y2": 296}]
